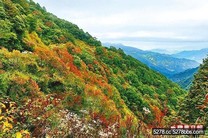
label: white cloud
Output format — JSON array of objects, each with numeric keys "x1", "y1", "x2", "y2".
[{"x1": 33, "y1": 0, "x2": 208, "y2": 51}]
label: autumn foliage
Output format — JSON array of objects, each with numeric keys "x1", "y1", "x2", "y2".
[{"x1": 0, "y1": 0, "x2": 189, "y2": 137}]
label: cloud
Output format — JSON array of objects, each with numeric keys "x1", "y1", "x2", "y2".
[{"x1": 33, "y1": 0, "x2": 208, "y2": 51}]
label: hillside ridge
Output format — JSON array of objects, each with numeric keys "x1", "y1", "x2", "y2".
[{"x1": 0, "y1": 0, "x2": 186, "y2": 137}]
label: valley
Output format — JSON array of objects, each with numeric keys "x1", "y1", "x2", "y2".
[{"x1": 103, "y1": 43, "x2": 206, "y2": 90}]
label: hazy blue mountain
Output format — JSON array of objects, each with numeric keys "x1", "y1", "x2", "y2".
[
  {"x1": 103, "y1": 43, "x2": 200, "y2": 77},
  {"x1": 169, "y1": 67, "x2": 199, "y2": 90},
  {"x1": 149, "y1": 49, "x2": 177, "y2": 54},
  {"x1": 172, "y1": 48, "x2": 208, "y2": 63}
]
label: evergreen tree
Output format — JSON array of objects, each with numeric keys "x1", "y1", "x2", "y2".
[{"x1": 179, "y1": 57, "x2": 208, "y2": 127}]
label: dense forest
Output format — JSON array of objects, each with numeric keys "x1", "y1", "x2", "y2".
[
  {"x1": 0, "y1": 0, "x2": 207, "y2": 137},
  {"x1": 179, "y1": 58, "x2": 208, "y2": 128}
]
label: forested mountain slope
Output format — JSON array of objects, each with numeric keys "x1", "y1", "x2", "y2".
[
  {"x1": 103, "y1": 43, "x2": 199, "y2": 77},
  {"x1": 170, "y1": 67, "x2": 199, "y2": 90},
  {"x1": 179, "y1": 57, "x2": 208, "y2": 127},
  {"x1": 0, "y1": 0, "x2": 186, "y2": 137}
]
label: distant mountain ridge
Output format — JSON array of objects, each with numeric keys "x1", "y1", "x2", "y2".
[
  {"x1": 103, "y1": 43, "x2": 200, "y2": 77},
  {"x1": 172, "y1": 48, "x2": 208, "y2": 63},
  {"x1": 169, "y1": 67, "x2": 199, "y2": 90},
  {"x1": 149, "y1": 49, "x2": 177, "y2": 54}
]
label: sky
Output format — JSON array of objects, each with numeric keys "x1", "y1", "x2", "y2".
[{"x1": 33, "y1": 0, "x2": 208, "y2": 52}]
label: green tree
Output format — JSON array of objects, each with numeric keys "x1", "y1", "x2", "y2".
[
  {"x1": 0, "y1": 1, "x2": 6, "y2": 18},
  {"x1": 26, "y1": 14, "x2": 37, "y2": 32},
  {"x1": 179, "y1": 57, "x2": 208, "y2": 127},
  {"x1": 0, "y1": 19, "x2": 20, "y2": 50},
  {"x1": 13, "y1": 15, "x2": 26, "y2": 36}
]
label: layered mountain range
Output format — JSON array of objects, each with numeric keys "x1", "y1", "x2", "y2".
[
  {"x1": 172, "y1": 48, "x2": 208, "y2": 63},
  {"x1": 103, "y1": 43, "x2": 206, "y2": 89}
]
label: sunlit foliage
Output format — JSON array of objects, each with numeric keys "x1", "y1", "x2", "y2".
[{"x1": 0, "y1": 0, "x2": 188, "y2": 137}]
